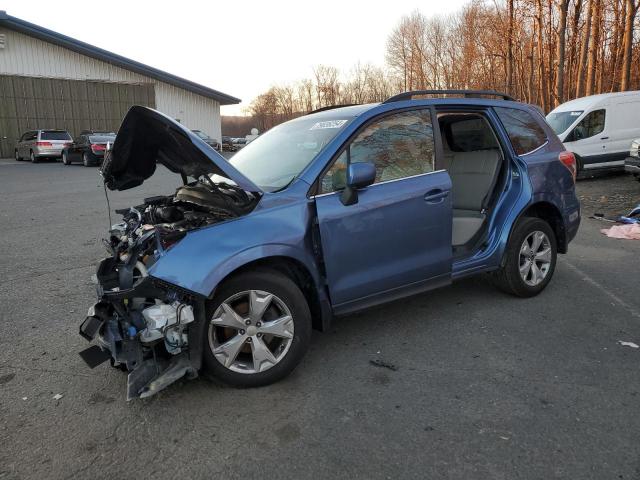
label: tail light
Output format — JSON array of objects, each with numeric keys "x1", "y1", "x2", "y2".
[
  {"x1": 559, "y1": 151, "x2": 576, "y2": 181},
  {"x1": 91, "y1": 144, "x2": 106, "y2": 153},
  {"x1": 36, "y1": 141, "x2": 52, "y2": 147}
]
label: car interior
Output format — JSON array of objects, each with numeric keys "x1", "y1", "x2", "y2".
[{"x1": 437, "y1": 112, "x2": 505, "y2": 250}]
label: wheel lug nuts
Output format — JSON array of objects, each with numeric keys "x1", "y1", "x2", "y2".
[
  {"x1": 245, "y1": 320, "x2": 251, "y2": 326},
  {"x1": 247, "y1": 337, "x2": 252, "y2": 343},
  {"x1": 256, "y1": 322, "x2": 262, "y2": 327},
  {"x1": 239, "y1": 329, "x2": 245, "y2": 335},
  {"x1": 257, "y1": 333, "x2": 262, "y2": 338}
]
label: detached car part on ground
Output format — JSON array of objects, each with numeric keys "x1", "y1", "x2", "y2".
[{"x1": 79, "y1": 95, "x2": 580, "y2": 399}]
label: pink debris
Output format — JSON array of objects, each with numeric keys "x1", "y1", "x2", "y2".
[{"x1": 601, "y1": 223, "x2": 640, "y2": 240}]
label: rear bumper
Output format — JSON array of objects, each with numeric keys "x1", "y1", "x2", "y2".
[{"x1": 34, "y1": 146, "x2": 64, "y2": 157}]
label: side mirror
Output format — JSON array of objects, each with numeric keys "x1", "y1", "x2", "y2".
[{"x1": 340, "y1": 162, "x2": 376, "y2": 206}]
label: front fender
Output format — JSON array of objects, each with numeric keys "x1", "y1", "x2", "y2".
[{"x1": 147, "y1": 197, "x2": 321, "y2": 297}]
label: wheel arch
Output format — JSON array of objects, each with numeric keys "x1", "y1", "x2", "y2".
[
  {"x1": 514, "y1": 201, "x2": 567, "y2": 253},
  {"x1": 213, "y1": 255, "x2": 331, "y2": 332}
]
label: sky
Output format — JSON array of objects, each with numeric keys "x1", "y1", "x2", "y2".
[{"x1": 1, "y1": 0, "x2": 469, "y2": 115}]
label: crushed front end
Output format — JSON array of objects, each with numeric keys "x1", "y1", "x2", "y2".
[
  {"x1": 77, "y1": 106, "x2": 261, "y2": 399},
  {"x1": 78, "y1": 182, "x2": 257, "y2": 399},
  {"x1": 78, "y1": 200, "x2": 209, "y2": 399}
]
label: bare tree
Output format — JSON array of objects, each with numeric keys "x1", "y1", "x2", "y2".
[
  {"x1": 621, "y1": 0, "x2": 640, "y2": 89},
  {"x1": 554, "y1": 0, "x2": 570, "y2": 106}
]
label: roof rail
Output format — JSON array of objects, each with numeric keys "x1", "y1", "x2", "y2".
[
  {"x1": 307, "y1": 104, "x2": 359, "y2": 115},
  {"x1": 383, "y1": 90, "x2": 515, "y2": 103}
]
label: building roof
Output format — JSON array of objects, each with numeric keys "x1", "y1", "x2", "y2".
[{"x1": 0, "y1": 11, "x2": 241, "y2": 105}]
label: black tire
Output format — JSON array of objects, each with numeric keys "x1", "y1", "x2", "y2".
[
  {"x1": 83, "y1": 152, "x2": 94, "y2": 167},
  {"x1": 15, "y1": 150, "x2": 21, "y2": 161},
  {"x1": 30, "y1": 150, "x2": 38, "y2": 163},
  {"x1": 62, "y1": 150, "x2": 71, "y2": 165},
  {"x1": 202, "y1": 269, "x2": 312, "y2": 388},
  {"x1": 492, "y1": 217, "x2": 557, "y2": 297}
]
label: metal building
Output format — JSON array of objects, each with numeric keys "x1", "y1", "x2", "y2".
[{"x1": 0, "y1": 11, "x2": 240, "y2": 158}]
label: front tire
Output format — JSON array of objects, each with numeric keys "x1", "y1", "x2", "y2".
[
  {"x1": 203, "y1": 269, "x2": 312, "y2": 387},
  {"x1": 492, "y1": 217, "x2": 557, "y2": 297}
]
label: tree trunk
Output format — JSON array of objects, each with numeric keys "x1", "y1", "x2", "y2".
[
  {"x1": 507, "y1": 0, "x2": 515, "y2": 95},
  {"x1": 536, "y1": 0, "x2": 549, "y2": 111},
  {"x1": 585, "y1": 0, "x2": 601, "y2": 96},
  {"x1": 621, "y1": 0, "x2": 639, "y2": 90},
  {"x1": 576, "y1": 0, "x2": 593, "y2": 97},
  {"x1": 555, "y1": 0, "x2": 570, "y2": 106}
]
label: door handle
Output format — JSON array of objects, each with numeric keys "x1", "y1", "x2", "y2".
[
  {"x1": 600, "y1": 136, "x2": 609, "y2": 140},
  {"x1": 424, "y1": 189, "x2": 449, "y2": 203}
]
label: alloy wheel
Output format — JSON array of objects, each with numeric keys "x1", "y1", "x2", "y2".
[
  {"x1": 208, "y1": 290, "x2": 295, "y2": 374},
  {"x1": 519, "y1": 231, "x2": 552, "y2": 286}
]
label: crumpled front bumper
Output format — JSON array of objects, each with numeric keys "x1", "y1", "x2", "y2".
[{"x1": 78, "y1": 273, "x2": 207, "y2": 400}]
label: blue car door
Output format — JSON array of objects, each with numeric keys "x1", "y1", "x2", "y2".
[{"x1": 313, "y1": 109, "x2": 453, "y2": 311}]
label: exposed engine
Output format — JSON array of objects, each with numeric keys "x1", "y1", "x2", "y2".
[{"x1": 79, "y1": 178, "x2": 257, "y2": 399}]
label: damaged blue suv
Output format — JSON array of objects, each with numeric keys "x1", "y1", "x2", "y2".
[{"x1": 79, "y1": 90, "x2": 580, "y2": 399}]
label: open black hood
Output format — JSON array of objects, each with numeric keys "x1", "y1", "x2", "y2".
[{"x1": 102, "y1": 106, "x2": 260, "y2": 192}]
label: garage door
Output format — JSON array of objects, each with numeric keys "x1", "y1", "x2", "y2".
[{"x1": 0, "y1": 75, "x2": 155, "y2": 158}]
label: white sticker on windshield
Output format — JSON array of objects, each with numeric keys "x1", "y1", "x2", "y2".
[
  {"x1": 570, "y1": 111, "x2": 581, "y2": 116},
  {"x1": 309, "y1": 120, "x2": 348, "y2": 130}
]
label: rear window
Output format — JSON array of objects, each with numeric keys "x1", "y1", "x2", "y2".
[
  {"x1": 89, "y1": 135, "x2": 116, "y2": 143},
  {"x1": 41, "y1": 130, "x2": 71, "y2": 141},
  {"x1": 495, "y1": 107, "x2": 547, "y2": 155}
]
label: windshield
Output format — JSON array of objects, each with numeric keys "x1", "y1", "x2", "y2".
[
  {"x1": 546, "y1": 110, "x2": 583, "y2": 134},
  {"x1": 228, "y1": 116, "x2": 352, "y2": 192}
]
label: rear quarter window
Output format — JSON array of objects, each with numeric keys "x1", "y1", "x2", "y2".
[{"x1": 495, "y1": 107, "x2": 547, "y2": 155}]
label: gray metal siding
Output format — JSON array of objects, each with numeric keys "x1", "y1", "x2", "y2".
[
  {"x1": 0, "y1": 27, "x2": 222, "y2": 150},
  {"x1": 0, "y1": 75, "x2": 155, "y2": 157}
]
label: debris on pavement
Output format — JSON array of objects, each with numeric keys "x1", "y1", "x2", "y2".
[
  {"x1": 601, "y1": 223, "x2": 640, "y2": 240},
  {"x1": 369, "y1": 359, "x2": 398, "y2": 371},
  {"x1": 52, "y1": 393, "x2": 63, "y2": 400},
  {"x1": 618, "y1": 341, "x2": 639, "y2": 349}
]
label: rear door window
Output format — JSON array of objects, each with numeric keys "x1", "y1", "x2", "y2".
[
  {"x1": 41, "y1": 131, "x2": 72, "y2": 141},
  {"x1": 495, "y1": 107, "x2": 548, "y2": 155}
]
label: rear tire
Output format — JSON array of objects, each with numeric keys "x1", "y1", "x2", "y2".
[
  {"x1": 83, "y1": 152, "x2": 93, "y2": 167},
  {"x1": 62, "y1": 150, "x2": 71, "y2": 165},
  {"x1": 492, "y1": 217, "x2": 557, "y2": 297},
  {"x1": 15, "y1": 150, "x2": 21, "y2": 161},
  {"x1": 30, "y1": 151, "x2": 38, "y2": 163},
  {"x1": 202, "y1": 269, "x2": 312, "y2": 388}
]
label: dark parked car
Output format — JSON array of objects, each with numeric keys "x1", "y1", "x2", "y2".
[
  {"x1": 79, "y1": 92, "x2": 580, "y2": 399},
  {"x1": 15, "y1": 129, "x2": 72, "y2": 162},
  {"x1": 62, "y1": 132, "x2": 116, "y2": 166},
  {"x1": 192, "y1": 130, "x2": 221, "y2": 151}
]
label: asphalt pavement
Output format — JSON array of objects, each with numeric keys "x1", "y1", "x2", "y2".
[{"x1": 1, "y1": 158, "x2": 639, "y2": 479}]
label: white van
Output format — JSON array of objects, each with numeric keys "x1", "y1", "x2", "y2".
[{"x1": 546, "y1": 91, "x2": 640, "y2": 173}]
